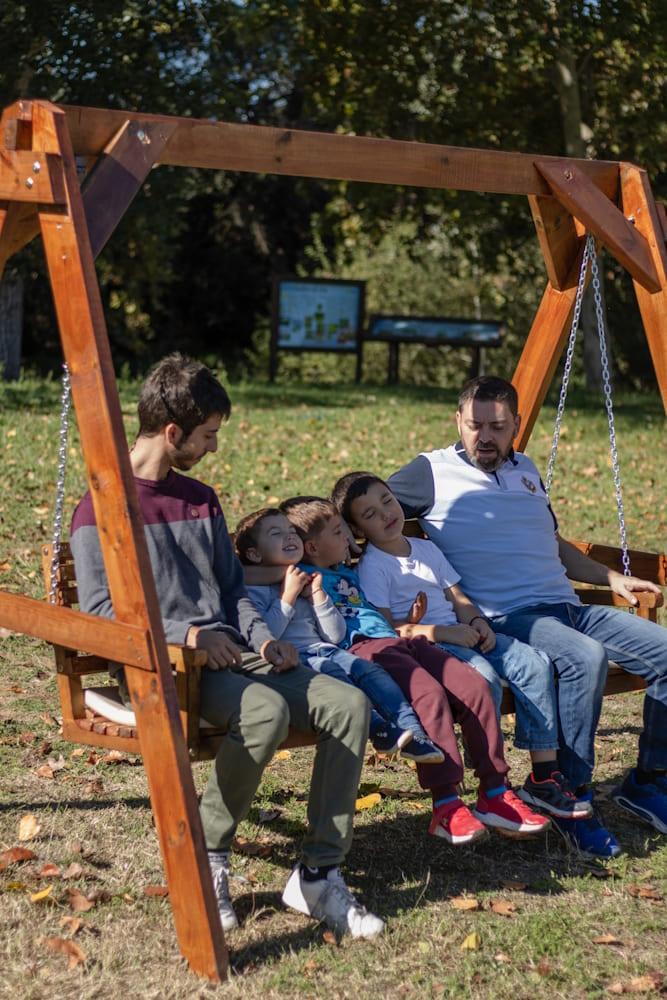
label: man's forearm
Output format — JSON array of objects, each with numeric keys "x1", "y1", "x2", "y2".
[{"x1": 557, "y1": 535, "x2": 611, "y2": 585}]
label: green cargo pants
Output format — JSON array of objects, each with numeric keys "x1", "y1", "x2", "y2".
[{"x1": 198, "y1": 652, "x2": 369, "y2": 868}]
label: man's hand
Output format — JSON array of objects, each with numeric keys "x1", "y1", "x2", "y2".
[
  {"x1": 190, "y1": 628, "x2": 244, "y2": 670},
  {"x1": 407, "y1": 591, "x2": 427, "y2": 624},
  {"x1": 281, "y1": 565, "x2": 311, "y2": 606},
  {"x1": 260, "y1": 639, "x2": 299, "y2": 673},
  {"x1": 471, "y1": 618, "x2": 496, "y2": 653},
  {"x1": 608, "y1": 570, "x2": 662, "y2": 606}
]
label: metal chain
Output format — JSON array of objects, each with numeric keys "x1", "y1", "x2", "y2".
[
  {"x1": 591, "y1": 249, "x2": 631, "y2": 576},
  {"x1": 545, "y1": 233, "x2": 631, "y2": 577},
  {"x1": 544, "y1": 235, "x2": 592, "y2": 495},
  {"x1": 48, "y1": 363, "x2": 72, "y2": 603}
]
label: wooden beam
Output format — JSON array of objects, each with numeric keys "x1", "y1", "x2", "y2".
[
  {"x1": 620, "y1": 164, "x2": 667, "y2": 414},
  {"x1": 512, "y1": 245, "x2": 587, "y2": 450},
  {"x1": 528, "y1": 195, "x2": 581, "y2": 291},
  {"x1": 0, "y1": 150, "x2": 65, "y2": 203},
  {"x1": 0, "y1": 591, "x2": 154, "y2": 668},
  {"x1": 536, "y1": 160, "x2": 660, "y2": 293},
  {"x1": 60, "y1": 103, "x2": 620, "y2": 197},
  {"x1": 32, "y1": 100, "x2": 227, "y2": 982},
  {"x1": 82, "y1": 118, "x2": 177, "y2": 259},
  {"x1": 657, "y1": 202, "x2": 667, "y2": 243}
]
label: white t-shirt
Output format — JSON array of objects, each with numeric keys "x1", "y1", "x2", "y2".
[{"x1": 358, "y1": 536, "x2": 459, "y2": 626}]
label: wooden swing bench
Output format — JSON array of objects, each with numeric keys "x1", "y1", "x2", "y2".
[{"x1": 42, "y1": 533, "x2": 664, "y2": 763}]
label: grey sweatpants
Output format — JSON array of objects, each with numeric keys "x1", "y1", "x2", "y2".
[{"x1": 198, "y1": 653, "x2": 369, "y2": 867}]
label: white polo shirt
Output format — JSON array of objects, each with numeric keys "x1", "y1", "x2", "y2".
[
  {"x1": 388, "y1": 443, "x2": 579, "y2": 618},
  {"x1": 358, "y1": 536, "x2": 460, "y2": 626}
]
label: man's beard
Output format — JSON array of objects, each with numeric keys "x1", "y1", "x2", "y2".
[{"x1": 468, "y1": 444, "x2": 506, "y2": 472}]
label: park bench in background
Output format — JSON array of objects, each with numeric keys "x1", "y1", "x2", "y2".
[{"x1": 42, "y1": 532, "x2": 664, "y2": 758}]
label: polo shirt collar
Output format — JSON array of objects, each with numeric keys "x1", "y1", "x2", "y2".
[{"x1": 453, "y1": 440, "x2": 518, "y2": 469}]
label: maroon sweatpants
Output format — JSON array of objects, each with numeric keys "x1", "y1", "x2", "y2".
[{"x1": 350, "y1": 635, "x2": 509, "y2": 801}]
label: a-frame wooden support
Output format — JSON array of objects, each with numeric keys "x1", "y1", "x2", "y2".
[{"x1": 0, "y1": 98, "x2": 666, "y2": 981}]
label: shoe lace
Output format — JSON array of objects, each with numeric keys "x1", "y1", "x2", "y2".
[
  {"x1": 210, "y1": 859, "x2": 232, "y2": 904},
  {"x1": 325, "y1": 869, "x2": 368, "y2": 917}
]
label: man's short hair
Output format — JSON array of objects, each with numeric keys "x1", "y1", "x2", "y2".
[
  {"x1": 234, "y1": 507, "x2": 283, "y2": 565},
  {"x1": 458, "y1": 376, "x2": 518, "y2": 417},
  {"x1": 138, "y1": 352, "x2": 232, "y2": 438},
  {"x1": 331, "y1": 472, "x2": 387, "y2": 525},
  {"x1": 281, "y1": 496, "x2": 337, "y2": 542}
]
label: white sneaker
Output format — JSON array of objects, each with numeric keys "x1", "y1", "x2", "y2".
[
  {"x1": 282, "y1": 864, "x2": 384, "y2": 939},
  {"x1": 209, "y1": 852, "x2": 239, "y2": 932}
]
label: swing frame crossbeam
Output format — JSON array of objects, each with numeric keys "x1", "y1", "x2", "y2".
[{"x1": 0, "y1": 99, "x2": 666, "y2": 982}]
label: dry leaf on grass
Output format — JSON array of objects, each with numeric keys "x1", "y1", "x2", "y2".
[
  {"x1": 460, "y1": 932, "x2": 481, "y2": 951},
  {"x1": 0, "y1": 627, "x2": 15, "y2": 638},
  {"x1": 489, "y1": 900, "x2": 517, "y2": 917},
  {"x1": 232, "y1": 836, "x2": 273, "y2": 858},
  {"x1": 322, "y1": 930, "x2": 338, "y2": 946},
  {"x1": 494, "y1": 953, "x2": 512, "y2": 964},
  {"x1": 59, "y1": 916, "x2": 83, "y2": 935},
  {"x1": 18, "y1": 814, "x2": 41, "y2": 841},
  {"x1": 83, "y1": 778, "x2": 104, "y2": 795},
  {"x1": 30, "y1": 886, "x2": 54, "y2": 903},
  {"x1": 19, "y1": 731, "x2": 36, "y2": 745},
  {"x1": 355, "y1": 792, "x2": 381, "y2": 811},
  {"x1": 44, "y1": 936, "x2": 86, "y2": 969},
  {"x1": 608, "y1": 973, "x2": 664, "y2": 994},
  {"x1": 68, "y1": 889, "x2": 95, "y2": 912},
  {"x1": 39, "y1": 863, "x2": 61, "y2": 878},
  {"x1": 451, "y1": 897, "x2": 481, "y2": 911},
  {"x1": 627, "y1": 885, "x2": 663, "y2": 902},
  {"x1": 536, "y1": 958, "x2": 552, "y2": 977},
  {"x1": 143, "y1": 885, "x2": 169, "y2": 897},
  {"x1": 61, "y1": 863, "x2": 84, "y2": 880},
  {"x1": 35, "y1": 764, "x2": 56, "y2": 780},
  {"x1": 593, "y1": 933, "x2": 623, "y2": 946},
  {"x1": 501, "y1": 880, "x2": 528, "y2": 891},
  {"x1": 99, "y1": 750, "x2": 129, "y2": 765},
  {"x1": 257, "y1": 808, "x2": 281, "y2": 824},
  {"x1": 0, "y1": 846, "x2": 37, "y2": 868},
  {"x1": 272, "y1": 750, "x2": 291, "y2": 762},
  {"x1": 70, "y1": 748, "x2": 86, "y2": 760}
]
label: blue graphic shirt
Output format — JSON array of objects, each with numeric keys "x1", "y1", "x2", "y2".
[{"x1": 304, "y1": 562, "x2": 397, "y2": 649}]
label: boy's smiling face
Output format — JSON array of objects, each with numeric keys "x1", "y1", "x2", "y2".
[
  {"x1": 348, "y1": 481, "x2": 405, "y2": 547},
  {"x1": 249, "y1": 513, "x2": 304, "y2": 566}
]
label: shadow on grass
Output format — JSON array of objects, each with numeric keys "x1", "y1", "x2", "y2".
[{"x1": 0, "y1": 795, "x2": 151, "y2": 814}]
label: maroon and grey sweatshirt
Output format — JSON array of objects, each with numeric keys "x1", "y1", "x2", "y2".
[{"x1": 70, "y1": 469, "x2": 274, "y2": 652}]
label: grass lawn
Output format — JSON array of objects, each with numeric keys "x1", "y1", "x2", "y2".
[{"x1": 0, "y1": 376, "x2": 665, "y2": 999}]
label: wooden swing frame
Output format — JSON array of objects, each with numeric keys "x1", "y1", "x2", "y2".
[{"x1": 0, "y1": 99, "x2": 666, "y2": 981}]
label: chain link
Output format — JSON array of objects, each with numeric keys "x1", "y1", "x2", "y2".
[
  {"x1": 545, "y1": 233, "x2": 631, "y2": 577},
  {"x1": 48, "y1": 363, "x2": 72, "y2": 604}
]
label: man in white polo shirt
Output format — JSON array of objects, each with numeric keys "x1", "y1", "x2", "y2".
[{"x1": 388, "y1": 375, "x2": 667, "y2": 859}]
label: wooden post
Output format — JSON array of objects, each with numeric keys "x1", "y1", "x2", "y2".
[{"x1": 31, "y1": 101, "x2": 227, "y2": 982}]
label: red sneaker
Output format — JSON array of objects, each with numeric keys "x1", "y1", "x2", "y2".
[
  {"x1": 428, "y1": 798, "x2": 489, "y2": 845},
  {"x1": 473, "y1": 787, "x2": 551, "y2": 837}
]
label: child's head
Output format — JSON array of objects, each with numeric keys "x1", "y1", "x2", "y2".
[
  {"x1": 281, "y1": 496, "x2": 350, "y2": 568},
  {"x1": 235, "y1": 508, "x2": 303, "y2": 566},
  {"x1": 331, "y1": 471, "x2": 405, "y2": 547}
]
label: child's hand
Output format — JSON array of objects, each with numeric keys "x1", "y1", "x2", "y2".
[
  {"x1": 472, "y1": 618, "x2": 496, "y2": 653},
  {"x1": 281, "y1": 565, "x2": 310, "y2": 606},
  {"x1": 308, "y1": 572, "x2": 327, "y2": 606},
  {"x1": 442, "y1": 624, "x2": 481, "y2": 648},
  {"x1": 407, "y1": 591, "x2": 427, "y2": 624}
]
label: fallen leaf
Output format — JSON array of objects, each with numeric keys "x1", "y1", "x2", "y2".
[
  {"x1": 607, "y1": 982, "x2": 625, "y2": 995},
  {"x1": 628, "y1": 885, "x2": 663, "y2": 901},
  {"x1": 30, "y1": 885, "x2": 54, "y2": 903},
  {"x1": 86, "y1": 888, "x2": 110, "y2": 904},
  {"x1": 40, "y1": 713, "x2": 59, "y2": 728},
  {"x1": 451, "y1": 897, "x2": 481, "y2": 911},
  {"x1": 59, "y1": 916, "x2": 83, "y2": 935},
  {"x1": 122, "y1": 893, "x2": 134, "y2": 903},
  {"x1": 99, "y1": 750, "x2": 128, "y2": 765},
  {"x1": 39, "y1": 741, "x2": 53, "y2": 756},
  {"x1": 36, "y1": 764, "x2": 55, "y2": 779},
  {"x1": 5, "y1": 881, "x2": 28, "y2": 891},
  {"x1": 404, "y1": 800, "x2": 427, "y2": 811},
  {"x1": 19, "y1": 731, "x2": 37, "y2": 745},
  {"x1": 46, "y1": 755, "x2": 66, "y2": 772},
  {"x1": 490, "y1": 900, "x2": 517, "y2": 917},
  {"x1": 536, "y1": 957, "x2": 552, "y2": 977},
  {"x1": 460, "y1": 932, "x2": 481, "y2": 951},
  {"x1": 61, "y1": 863, "x2": 84, "y2": 879},
  {"x1": 626, "y1": 973, "x2": 664, "y2": 993},
  {"x1": 18, "y1": 814, "x2": 41, "y2": 841},
  {"x1": 232, "y1": 836, "x2": 272, "y2": 858},
  {"x1": 257, "y1": 808, "x2": 281, "y2": 824},
  {"x1": 70, "y1": 748, "x2": 86, "y2": 759},
  {"x1": 593, "y1": 933, "x2": 623, "y2": 946},
  {"x1": 68, "y1": 889, "x2": 95, "y2": 912},
  {"x1": 0, "y1": 627, "x2": 15, "y2": 638},
  {"x1": 0, "y1": 846, "x2": 37, "y2": 867},
  {"x1": 494, "y1": 952, "x2": 512, "y2": 964},
  {"x1": 143, "y1": 885, "x2": 169, "y2": 897},
  {"x1": 322, "y1": 930, "x2": 338, "y2": 946},
  {"x1": 69, "y1": 842, "x2": 84, "y2": 855},
  {"x1": 501, "y1": 880, "x2": 527, "y2": 891},
  {"x1": 44, "y1": 936, "x2": 86, "y2": 969},
  {"x1": 272, "y1": 749, "x2": 291, "y2": 762},
  {"x1": 39, "y1": 863, "x2": 61, "y2": 878},
  {"x1": 355, "y1": 792, "x2": 381, "y2": 811},
  {"x1": 83, "y1": 778, "x2": 104, "y2": 795}
]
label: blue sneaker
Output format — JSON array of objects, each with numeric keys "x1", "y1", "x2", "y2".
[
  {"x1": 370, "y1": 722, "x2": 403, "y2": 754},
  {"x1": 550, "y1": 792, "x2": 622, "y2": 860},
  {"x1": 611, "y1": 770, "x2": 667, "y2": 834}
]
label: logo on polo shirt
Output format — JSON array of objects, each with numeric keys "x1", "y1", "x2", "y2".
[{"x1": 521, "y1": 475, "x2": 537, "y2": 493}]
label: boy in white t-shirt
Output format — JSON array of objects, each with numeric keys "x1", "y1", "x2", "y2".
[{"x1": 332, "y1": 471, "x2": 592, "y2": 822}]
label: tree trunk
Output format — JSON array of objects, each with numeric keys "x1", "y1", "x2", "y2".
[
  {"x1": 0, "y1": 275, "x2": 23, "y2": 380},
  {"x1": 554, "y1": 43, "x2": 607, "y2": 390}
]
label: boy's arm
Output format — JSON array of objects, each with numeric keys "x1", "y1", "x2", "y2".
[
  {"x1": 446, "y1": 583, "x2": 495, "y2": 652},
  {"x1": 310, "y1": 573, "x2": 347, "y2": 644},
  {"x1": 245, "y1": 584, "x2": 295, "y2": 640}
]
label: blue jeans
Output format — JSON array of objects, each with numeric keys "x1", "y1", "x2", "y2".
[
  {"x1": 305, "y1": 645, "x2": 428, "y2": 739},
  {"x1": 491, "y1": 602, "x2": 667, "y2": 788},
  {"x1": 437, "y1": 633, "x2": 558, "y2": 752}
]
